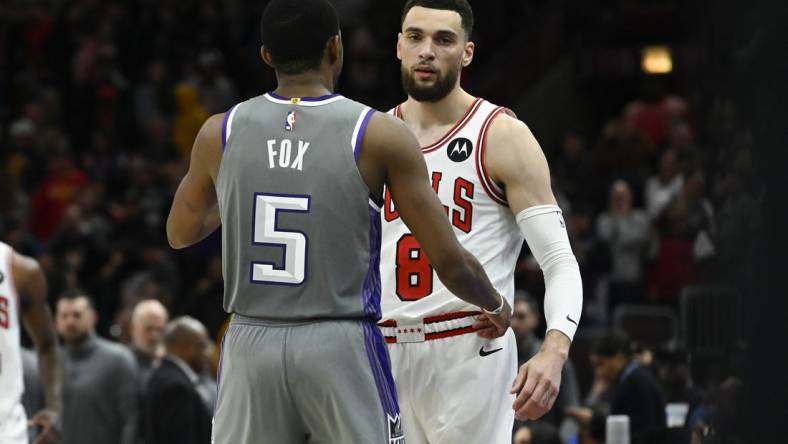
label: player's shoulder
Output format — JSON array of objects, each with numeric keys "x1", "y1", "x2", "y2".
[
  {"x1": 484, "y1": 105, "x2": 530, "y2": 141},
  {"x1": 201, "y1": 113, "x2": 226, "y2": 138},
  {"x1": 9, "y1": 249, "x2": 43, "y2": 285},
  {"x1": 365, "y1": 108, "x2": 412, "y2": 141}
]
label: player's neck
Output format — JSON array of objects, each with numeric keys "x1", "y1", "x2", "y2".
[
  {"x1": 274, "y1": 72, "x2": 334, "y2": 99},
  {"x1": 403, "y1": 87, "x2": 475, "y2": 130}
]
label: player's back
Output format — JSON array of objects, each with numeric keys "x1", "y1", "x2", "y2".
[
  {"x1": 217, "y1": 93, "x2": 380, "y2": 321},
  {"x1": 0, "y1": 241, "x2": 24, "y2": 416}
]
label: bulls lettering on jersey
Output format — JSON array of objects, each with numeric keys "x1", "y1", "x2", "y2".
[{"x1": 380, "y1": 99, "x2": 524, "y2": 321}]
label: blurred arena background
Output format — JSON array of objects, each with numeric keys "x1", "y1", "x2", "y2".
[{"x1": 2, "y1": 0, "x2": 785, "y2": 443}]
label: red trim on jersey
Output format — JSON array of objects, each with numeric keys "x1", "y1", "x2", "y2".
[
  {"x1": 379, "y1": 310, "x2": 481, "y2": 328},
  {"x1": 425, "y1": 310, "x2": 481, "y2": 323},
  {"x1": 426, "y1": 325, "x2": 477, "y2": 341},
  {"x1": 475, "y1": 107, "x2": 509, "y2": 206},
  {"x1": 395, "y1": 99, "x2": 484, "y2": 153}
]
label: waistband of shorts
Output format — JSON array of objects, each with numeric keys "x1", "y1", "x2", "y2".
[
  {"x1": 230, "y1": 313, "x2": 377, "y2": 328},
  {"x1": 377, "y1": 311, "x2": 481, "y2": 343}
]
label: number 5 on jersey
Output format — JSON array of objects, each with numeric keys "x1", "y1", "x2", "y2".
[{"x1": 251, "y1": 193, "x2": 310, "y2": 286}]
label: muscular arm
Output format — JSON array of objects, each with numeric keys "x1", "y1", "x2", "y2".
[
  {"x1": 486, "y1": 114, "x2": 582, "y2": 419},
  {"x1": 166, "y1": 114, "x2": 224, "y2": 249},
  {"x1": 359, "y1": 112, "x2": 503, "y2": 314},
  {"x1": 15, "y1": 253, "x2": 63, "y2": 434}
]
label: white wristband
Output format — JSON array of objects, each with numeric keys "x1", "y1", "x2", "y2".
[{"x1": 482, "y1": 293, "x2": 505, "y2": 315}]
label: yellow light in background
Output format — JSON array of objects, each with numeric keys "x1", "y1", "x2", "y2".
[{"x1": 642, "y1": 46, "x2": 673, "y2": 74}]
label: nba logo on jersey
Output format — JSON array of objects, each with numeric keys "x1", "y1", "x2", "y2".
[
  {"x1": 285, "y1": 110, "x2": 297, "y2": 131},
  {"x1": 387, "y1": 414, "x2": 405, "y2": 444}
]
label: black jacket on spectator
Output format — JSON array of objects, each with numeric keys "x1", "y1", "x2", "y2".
[
  {"x1": 144, "y1": 357, "x2": 212, "y2": 444},
  {"x1": 592, "y1": 362, "x2": 667, "y2": 444}
]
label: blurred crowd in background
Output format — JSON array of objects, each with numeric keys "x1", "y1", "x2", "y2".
[{"x1": 1, "y1": 1, "x2": 766, "y2": 443}]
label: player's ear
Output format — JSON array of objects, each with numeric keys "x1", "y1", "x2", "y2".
[
  {"x1": 462, "y1": 40, "x2": 474, "y2": 67},
  {"x1": 396, "y1": 33, "x2": 403, "y2": 61},
  {"x1": 260, "y1": 46, "x2": 275, "y2": 68},
  {"x1": 327, "y1": 34, "x2": 341, "y2": 65}
]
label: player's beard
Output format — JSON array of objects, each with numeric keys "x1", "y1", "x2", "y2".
[{"x1": 401, "y1": 61, "x2": 460, "y2": 103}]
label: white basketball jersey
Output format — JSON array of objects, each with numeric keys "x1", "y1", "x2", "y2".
[
  {"x1": 380, "y1": 98, "x2": 524, "y2": 322},
  {"x1": 0, "y1": 242, "x2": 24, "y2": 417}
]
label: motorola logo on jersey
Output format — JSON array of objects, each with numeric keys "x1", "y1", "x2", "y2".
[{"x1": 446, "y1": 137, "x2": 473, "y2": 162}]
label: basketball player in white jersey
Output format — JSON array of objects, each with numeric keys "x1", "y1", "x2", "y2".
[
  {"x1": 0, "y1": 241, "x2": 63, "y2": 444},
  {"x1": 379, "y1": 1, "x2": 583, "y2": 442}
]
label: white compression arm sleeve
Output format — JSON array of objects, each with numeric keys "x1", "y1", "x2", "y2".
[{"x1": 516, "y1": 205, "x2": 583, "y2": 341}]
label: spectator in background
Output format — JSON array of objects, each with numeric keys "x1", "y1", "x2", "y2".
[
  {"x1": 649, "y1": 194, "x2": 702, "y2": 304},
  {"x1": 511, "y1": 293, "x2": 581, "y2": 440},
  {"x1": 565, "y1": 332, "x2": 666, "y2": 444},
  {"x1": 552, "y1": 132, "x2": 598, "y2": 207},
  {"x1": 129, "y1": 299, "x2": 169, "y2": 382},
  {"x1": 596, "y1": 180, "x2": 650, "y2": 307},
  {"x1": 566, "y1": 204, "x2": 611, "y2": 324},
  {"x1": 56, "y1": 289, "x2": 139, "y2": 444},
  {"x1": 29, "y1": 151, "x2": 89, "y2": 241},
  {"x1": 681, "y1": 168, "x2": 716, "y2": 265},
  {"x1": 144, "y1": 316, "x2": 213, "y2": 444},
  {"x1": 20, "y1": 347, "x2": 46, "y2": 442},
  {"x1": 644, "y1": 149, "x2": 683, "y2": 220},
  {"x1": 134, "y1": 61, "x2": 175, "y2": 133},
  {"x1": 193, "y1": 50, "x2": 238, "y2": 114},
  {"x1": 623, "y1": 80, "x2": 688, "y2": 146},
  {"x1": 665, "y1": 122, "x2": 699, "y2": 171},
  {"x1": 172, "y1": 82, "x2": 208, "y2": 158},
  {"x1": 595, "y1": 117, "x2": 657, "y2": 197},
  {"x1": 180, "y1": 255, "x2": 226, "y2": 336}
]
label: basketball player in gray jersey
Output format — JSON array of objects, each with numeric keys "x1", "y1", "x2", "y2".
[{"x1": 166, "y1": 0, "x2": 510, "y2": 442}]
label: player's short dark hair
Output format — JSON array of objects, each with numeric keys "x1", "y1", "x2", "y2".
[
  {"x1": 402, "y1": 0, "x2": 474, "y2": 39},
  {"x1": 260, "y1": 0, "x2": 340, "y2": 74},
  {"x1": 592, "y1": 331, "x2": 633, "y2": 358}
]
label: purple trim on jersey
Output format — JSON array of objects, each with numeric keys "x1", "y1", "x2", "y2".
[
  {"x1": 267, "y1": 91, "x2": 341, "y2": 102},
  {"x1": 353, "y1": 108, "x2": 376, "y2": 162},
  {"x1": 362, "y1": 205, "x2": 382, "y2": 318},
  {"x1": 221, "y1": 104, "x2": 237, "y2": 151},
  {"x1": 361, "y1": 321, "x2": 400, "y2": 416}
]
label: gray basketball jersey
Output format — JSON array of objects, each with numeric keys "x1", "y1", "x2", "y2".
[{"x1": 216, "y1": 93, "x2": 381, "y2": 321}]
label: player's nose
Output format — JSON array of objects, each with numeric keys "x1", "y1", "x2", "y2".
[{"x1": 417, "y1": 40, "x2": 436, "y2": 60}]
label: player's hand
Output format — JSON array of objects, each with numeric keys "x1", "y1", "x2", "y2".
[
  {"x1": 473, "y1": 298, "x2": 511, "y2": 339},
  {"x1": 29, "y1": 409, "x2": 61, "y2": 444},
  {"x1": 510, "y1": 347, "x2": 565, "y2": 420}
]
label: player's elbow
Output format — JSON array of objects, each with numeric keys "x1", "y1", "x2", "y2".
[
  {"x1": 167, "y1": 231, "x2": 191, "y2": 250},
  {"x1": 166, "y1": 218, "x2": 190, "y2": 250}
]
